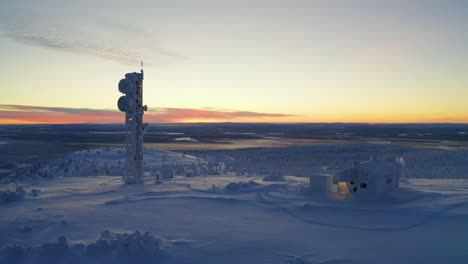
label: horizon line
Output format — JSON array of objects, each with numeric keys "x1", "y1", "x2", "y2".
[{"x1": 1, "y1": 122, "x2": 467, "y2": 126}]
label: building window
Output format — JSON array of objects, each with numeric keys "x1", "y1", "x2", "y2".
[{"x1": 360, "y1": 183, "x2": 367, "y2": 188}]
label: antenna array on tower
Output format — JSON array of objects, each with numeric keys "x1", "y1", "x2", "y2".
[{"x1": 117, "y1": 70, "x2": 148, "y2": 184}]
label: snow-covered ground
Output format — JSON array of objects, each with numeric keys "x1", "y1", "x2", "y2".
[{"x1": 1, "y1": 147, "x2": 467, "y2": 263}]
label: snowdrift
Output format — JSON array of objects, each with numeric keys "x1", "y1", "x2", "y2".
[{"x1": 1, "y1": 230, "x2": 165, "y2": 264}]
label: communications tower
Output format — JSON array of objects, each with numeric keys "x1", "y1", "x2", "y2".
[{"x1": 117, "y1": 68, "x2": 148, "y2": 183}]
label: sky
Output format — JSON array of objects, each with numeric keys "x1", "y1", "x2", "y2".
[{"x1": 0, "y1": 0, "x2": 467, "y2": 124}]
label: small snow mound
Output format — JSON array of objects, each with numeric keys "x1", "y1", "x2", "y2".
[
  {"x1": 28, "y1": 189, "x2": 41, "y2": 197},
  {"x1": 263, "y1": 174, "x2": 285, "y2": 182},
  {"x1": 224, "y1": 181, "x2": 260, "y2": 192},
  {"x1": 0, "y1": 242, "x2": 32, "y2": 263},
  {"x1": 0, "y1": 187, "x2": 25, "y2": 204},
  {"x1": 39, "y1": 236, "x2": 69, "y2": 257},
  {"x1": 86, "y1": 230, "x2": 163, "y2": 257}
]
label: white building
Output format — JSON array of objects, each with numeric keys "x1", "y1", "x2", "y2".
[
  {"x1": 309, "y1": 159, "x2": 401, "y2": 197},
  {"x1": 309, "y1": 174, "x2": 336, "y2": 192}
]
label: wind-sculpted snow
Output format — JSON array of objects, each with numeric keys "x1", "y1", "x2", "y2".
[
  {"x1": 0, "y1": 187, "x2": 24, "y2": 204},
  {"x1": 0, "y1": 230, "x2": 167, "y2": 264},
  {"x1": 1, "y1": 145, "x2": 467, "y2": 263}
]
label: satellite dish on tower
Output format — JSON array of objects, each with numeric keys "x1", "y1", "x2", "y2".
[
  {"x1": 117, "y1": 95, "x2": 134, "y2": 112},
  {"x1": 118, "y1": 78, "x2": 135, "y2": 94}
]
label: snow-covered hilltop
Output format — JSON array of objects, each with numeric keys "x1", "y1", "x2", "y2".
[{"x1": 1, "y1": 145, "x2": 467, "y2": 263}]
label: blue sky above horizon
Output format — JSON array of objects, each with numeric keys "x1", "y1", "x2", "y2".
[{"x1": 0, "y1": 0, "x2": 467, "y2": 123}]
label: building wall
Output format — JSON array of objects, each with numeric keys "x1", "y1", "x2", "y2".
[{"x1": 309, "y1": 174, "x2": 331, "y2": 192}]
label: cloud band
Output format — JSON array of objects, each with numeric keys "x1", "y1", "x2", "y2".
[{"x1": 0, "y1": 104, "x2": 294, "y2": 124}]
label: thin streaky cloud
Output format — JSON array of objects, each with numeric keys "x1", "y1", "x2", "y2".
[
  {"x1": 0, "y1": 18, "x2": 187, "y2": 65},
  {"x1": 0, "y1": 105, "x2": 295, "y2": 124},
  {"x1": 0, "y1": 105, "x2": 117, "y2": 114}
]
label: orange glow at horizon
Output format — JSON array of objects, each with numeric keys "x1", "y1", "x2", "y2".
[
  {"x1": 0, "y1": 104, "x2": 467, "y2": 125},
  {"x1": 181, "y1": 119, "x2": 222, "y2": 123},
  {"x1": 1, "y1": 114, "x2": 467, "y2": 125},
  {"x1": 0, "y1": 119, "x2": 54, "y2": 125}
]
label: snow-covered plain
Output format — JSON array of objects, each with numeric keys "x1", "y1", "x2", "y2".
[{"x1": 1, "y1": 146, "x2": 467, "y2": 264}]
